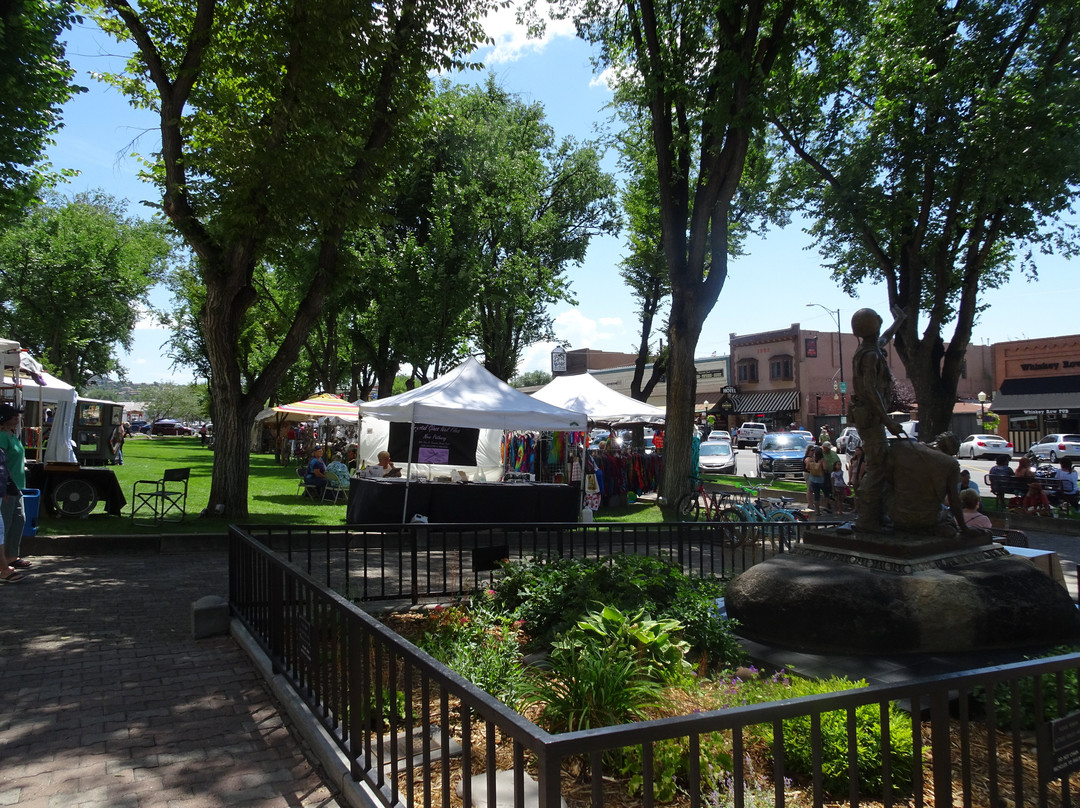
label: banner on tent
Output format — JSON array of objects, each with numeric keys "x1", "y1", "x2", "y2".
[{"x1": 389, "y1": 422, "x2": 480, "y2": 466}]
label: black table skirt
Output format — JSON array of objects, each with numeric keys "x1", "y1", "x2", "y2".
[{"x1": 346, "y1": 477, "x2": 580, "y2": 524}]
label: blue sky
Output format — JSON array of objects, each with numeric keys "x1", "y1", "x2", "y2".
[{"x1": 47, "y1": 6, "x2": 1078, "y2": 385}]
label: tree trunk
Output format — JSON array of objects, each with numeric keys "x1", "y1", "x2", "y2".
[{"x1": 660, "y1": 296, "x2": 703, "y2": 507}]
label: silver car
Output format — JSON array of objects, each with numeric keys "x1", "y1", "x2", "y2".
[{"x1": 1027, "y1": 434, "x2": 1080, "y2": 463}]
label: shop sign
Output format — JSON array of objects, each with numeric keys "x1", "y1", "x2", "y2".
[
  {"x1": 722, "y1": 385, "x2": 738, "y2": 395},
  {"x1": 719, "y1": 399, "x2": 735, "y2": 414},
  {"x1": 805, "y1": 337, "x2": 818, "y2": 358},
  {"x1": 1023, "y1": 408, "x2": 1073, "y2": 416}
]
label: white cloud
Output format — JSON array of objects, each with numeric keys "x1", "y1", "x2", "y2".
[
  {"x1": 516, "y1": 307, "x2": 629, "y2": 374},
  {"x1": 479, "y1": 2, "x2": 577, "y2": 64}
]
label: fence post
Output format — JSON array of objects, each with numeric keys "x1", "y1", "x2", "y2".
[
  {"x1": 268, "y1": 563, "x2": 285, "y2": 675},
  {"x1": 410, "y1": 524, "x2": 422, "y2": 605},
  {"x1": 536, "y1": 746, "x2": 562, "y2": 808},
  {"x1": 930, "y1": 689, "x2": 953, "y2": 801}
]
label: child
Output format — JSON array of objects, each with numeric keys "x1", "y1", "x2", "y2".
[{"x1": 830, "y1": 460, "x2": 848, "y2": 514}]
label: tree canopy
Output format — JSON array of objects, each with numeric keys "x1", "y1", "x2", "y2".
[
  {"x1": 89, "y1": 0, "x2": 495, "y2": 516},
  {"x1": 773, "y1": 0, "x2": 1080, "y2": 437},
  {"x1": 0, "y1": 0, "x2": 84, "y2": 222},
  {"x1": 0, "y1": 190, "x2": 174, "y2": 383}
]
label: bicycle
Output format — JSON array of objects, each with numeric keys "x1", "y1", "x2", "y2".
[{"x1": 676, "y1": 477, "x2": 731, "y2": 521}]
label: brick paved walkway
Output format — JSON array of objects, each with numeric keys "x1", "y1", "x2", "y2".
[{"x1": 0, "y1": 549, "x2": 341, "y2": 808}]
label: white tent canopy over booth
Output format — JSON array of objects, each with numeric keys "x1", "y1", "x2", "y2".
[
  {"x1": 531, "y1": 372, "x2": 666, "y2": 426},
  {"x1": 357, "y1": 357, "x2": 587, "y2": 521},
  {"x1": 0, "y1": 346, "x2": 79, "y2": 464}
]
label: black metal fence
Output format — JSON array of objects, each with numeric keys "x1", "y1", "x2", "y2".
[
  {"x1": 229, "y1": 522, "x2": 1080, "y2": 808},
  {"x1": 240, "y1": 520, "x2": 805, "y2": 604}
]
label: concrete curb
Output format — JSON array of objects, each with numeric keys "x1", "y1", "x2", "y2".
[
  {"x1": 231, "y1": 620, "x2": 383, "y2": 808},
  {"x1": 21, "y1": 531, "x2": 230, "y2": 555}
]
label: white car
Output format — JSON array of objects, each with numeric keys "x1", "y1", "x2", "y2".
[
  {"x1": 836, "y1": 427, "x2": 860, "y2": 454},
  {"x1": 705, "y1": 430, "x2": 731, "y2": 443},
  {"x1": 698, "y1": 441, "x2": 737, "y2": 475},
  {"x1": 1027, "y1": 434, "x2": 1080, "y2": 463},
  {"x1": 957, "y1": 434, "x2": 1013, "y2": 460}
]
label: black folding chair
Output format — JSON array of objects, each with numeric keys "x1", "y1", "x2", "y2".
[{"x1": 132, "y1": 468, "x2": 190, "y2": 526}]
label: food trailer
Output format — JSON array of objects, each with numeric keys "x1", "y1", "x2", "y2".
[{"x1": 1, "y1": 341, "x2": 125, "y2": 517}]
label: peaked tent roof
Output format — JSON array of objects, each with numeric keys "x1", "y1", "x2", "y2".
[
  {"x1": 273, "y1": 393, "x2": 359, "y2": 422},
  {"x1": 532, "y1": 372, "x2": 666, "y2": 425},
  {"x1": 359, "y1": 357, "x2": 586, "y2": 432}
]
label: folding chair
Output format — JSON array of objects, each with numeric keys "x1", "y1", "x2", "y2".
[
  {"x1": 321, "y1": 461, "x2": 351, "y2": 504},
  {"x1": 296, "y1": 466, "x2": 320, "y2": 499},
  {"x1": 132, "y1": 468, "x2": 190, "y2": 526}
]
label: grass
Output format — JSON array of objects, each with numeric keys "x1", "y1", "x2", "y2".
[{"x1": 33, "y1": 436, "x2": 346, "y2": 536}]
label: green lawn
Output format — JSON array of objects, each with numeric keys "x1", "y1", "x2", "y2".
[{"x1": 34, "y1": 436, "x2": 346, "y2": 536}]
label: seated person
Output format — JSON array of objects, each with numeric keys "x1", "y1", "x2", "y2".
[
  {"x1": 1022, "y1": 479, "x2": 1053, "y2": 516},
  {"x1": 960, "y1": 487, "x2": 992, "y2": 530},
  {"x1": 988, "y1": 455, "x2": 1013, "y2": 478},
  {"x1": 304, "y1": 446, "x2": 328, "y2": 496},
  {"x1": 987, "y1": 455, "x2": 1016, "y2": 508},
  {"x1": 1055, "y1": 459, "x2": 1079, "y2": 512},
  {"x1": 365, "y1": 450, "x2": 400, "y2": 478},
  {"x1": 958, "y1": 469, "x2": 980, "y2": 496}
]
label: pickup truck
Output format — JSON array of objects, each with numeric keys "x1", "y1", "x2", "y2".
[{"x1": 736, "y1": 422, "x2": 767, "y2": 449}]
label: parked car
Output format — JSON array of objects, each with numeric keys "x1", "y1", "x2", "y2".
[
  {"x1": 736, "y1": 422, "x2": 767, "y2": 450},
  {"x1": 957, "y1": 434, "x2": 1013, "y2": 460},
  {"x1": 698, "y1": 441, "x2": 737, "y2": 475},
  {"x1": 756, "y1": 433, "x2": 812, "y2": 478},
  {"x1": 790, "y1": 430, "x2": 814, "y2": 442},
  {"x1": 1026, "y1": 433, "x2": 1080, "y2": 463},
  {"x1": 150, "y1": 419, "x2": 194, "y2": 436},
  {"x1": 836, "y1": 427, "x2": 860, "y2": 454},
  {"x1": 705, "y1": 430, "x2": 731, "y2": 443},
  {"x1": 898, "y1": 420, "x2": 919, "y2": 441}
]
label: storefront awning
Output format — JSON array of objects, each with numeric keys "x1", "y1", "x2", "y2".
[
  {"x1": 732, "y1": 390, "x2": 800, "y2": 415},
  {"x1": 987, "y1": 392, "x2": 1080, "y2": 415}
]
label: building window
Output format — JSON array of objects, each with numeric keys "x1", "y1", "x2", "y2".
[
  {"x1": 737, "y1": 359, "x2": 758, "y2": 383},
  {"x1": 770, "y1": 355, "x2": 793, "y2": 381}
]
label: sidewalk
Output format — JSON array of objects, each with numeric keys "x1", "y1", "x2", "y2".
[
  {"x1": 0, "y1": 543, "x2": 341, "y2": 808},
  {"x1": 2, "y1": 524, "x2": 1075, "y2": 807}
]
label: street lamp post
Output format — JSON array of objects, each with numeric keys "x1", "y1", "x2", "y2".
[
  {"x1": 978, "y1": 391, "x2": 987, "y2": 431},
  {"x1": 807, "y1": 304, "x2": 845, "y2": 423}
]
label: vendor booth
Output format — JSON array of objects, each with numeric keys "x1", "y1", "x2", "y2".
[
  {"x1": 532, "y1": 372, "x2": 666, "y2": 507},
  {"x1": 350, "y1": 358, "x2": 587, "y2": 524}
]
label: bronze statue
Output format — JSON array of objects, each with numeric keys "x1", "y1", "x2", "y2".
[
  {"x1": 847, "y1": 306, "x2": 978, "y2": 538},
  {"x1": 848, "y1": 307, "x2": 905, "y2": 533}
]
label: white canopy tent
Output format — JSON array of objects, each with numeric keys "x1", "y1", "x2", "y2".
[
  {"x1": 358, "y1": 358, "x2": 587, "y2": 518},
  {"x1": 531, "y1": 372, "x2": 666, "y2": 425},
  {"x1": 359, "y1": 357, "x2": 587, "y2": 431}
]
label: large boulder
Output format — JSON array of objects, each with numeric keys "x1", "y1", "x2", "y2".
[{"x1": 726, "y1": 534, "x2": 1080, "y2": 655}]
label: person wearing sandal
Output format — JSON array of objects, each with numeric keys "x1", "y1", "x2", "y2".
[
  {"x1": 0, "y1": 442, "x2": 25, "y2": 582},
  {"x1": 0, "y1": 404, "x2": 30, "y2": 572}
]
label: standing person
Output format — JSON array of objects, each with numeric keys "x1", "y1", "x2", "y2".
[
  {"x1": 818, "y1": 425, "x2": 830, "y2": 445},
  {"x1": 830, "y1": 460, "x2": 848, "y2": 514},
  {"x1": 0, "y1": 444, "x2": 23, "y2": 581},
  {"x1": 848, "y1": 307, "x2": 906, "y2": 533},
  {"x1": 820, "y1": 441, "x2": 841, "y2": 512},
  {"x1": 0, "y1": 404, "x2": 30, "y2": 570},
  {"x1": 804, "y1": 446, "x2": 826, "y2": 516}
]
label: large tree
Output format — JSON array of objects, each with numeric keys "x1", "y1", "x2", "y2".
[
  {"x1": 772, "y1": 0, "x2": 1080, "y2": 439},
  {"x1": 439, "y1": 79, "x2": 619, "y2": 381},
  {"x1": 548, "y1": 0, "x2": 797, "y2": 505},
  {"x1": 90, "y1": 0, "x2": 492, "y2": 516},
  {"x1": 0, "y1": 0, "x2": 84, "y2": 222},
  {"x1": 0, "y1": 190, "x2": 173, "y2": 383}
]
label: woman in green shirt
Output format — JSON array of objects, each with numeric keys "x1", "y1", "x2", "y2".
[{"x1": 0, "y1": 403, "x2": 30, "y2": 569}]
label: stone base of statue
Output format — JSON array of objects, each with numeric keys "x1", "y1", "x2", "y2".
[{"x1": 725, "y1": 527, "x2": 1080, "y2": 655}]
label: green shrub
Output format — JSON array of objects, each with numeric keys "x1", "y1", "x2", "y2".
[
  {"x1": 490, "y1": 554, "x2": 745, "y2": 669},
  {"x1": 617, "y1": 733, "x2": 733, "y2": 803},
  {"x1": 556, "y1": 605, "x2": 693, "y2": 686},
  {"x1": 731, "y1": 672, "x2": 914, "y2": 797},
  {"x1": 521, "y1": 633, "x2": 666, "y2": 733},
  {"x1": 415, "y1": 597, "x2": 530, "y2": 705},
  {"x1": 971, "y1": 644, "x2": 1080, "y2": 730}
]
